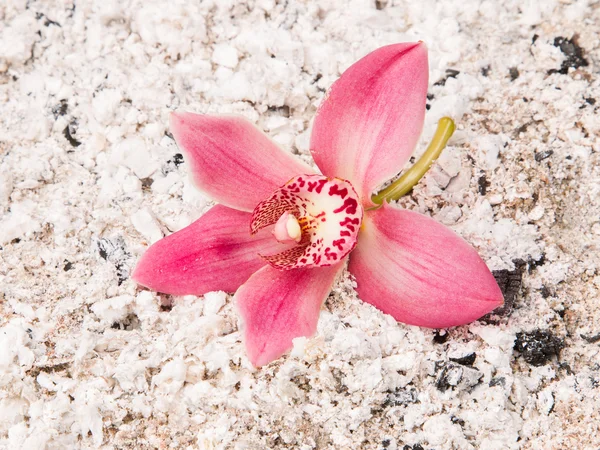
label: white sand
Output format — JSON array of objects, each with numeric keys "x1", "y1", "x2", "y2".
[{"x1": 1, "y1": 0, "x2": 599, "y2": 449}]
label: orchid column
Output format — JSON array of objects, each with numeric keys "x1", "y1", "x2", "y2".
[{"x1": 133, "y1": 43, "x2": 503, "y2": 366}]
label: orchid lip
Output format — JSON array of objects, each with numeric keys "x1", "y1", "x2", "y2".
[
  {"x1": 272, "y1": 211, "x2": 302, "y2": 244},
  {"x1": 250, "y1": 174, "x2": 363, "y2": 270}
]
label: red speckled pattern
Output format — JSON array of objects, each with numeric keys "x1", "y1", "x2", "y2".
[{"x1": 250, "y1": 175, "x2": 363, "y2": 269}]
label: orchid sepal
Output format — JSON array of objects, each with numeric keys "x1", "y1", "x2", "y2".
[{"x1": 348, "y1": 203, "x2": 503, "y2": 328}]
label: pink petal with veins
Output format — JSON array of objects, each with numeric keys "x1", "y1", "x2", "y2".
[
  {"x1": 235, "y1": 263, "x2": 343, "y2": 366},
  {"x1": 132, "y1": 205, "x2": 294, "y2": 296},
  {"x1": 310, "y1": 43, "x2": 428, "y2": 206},
  {"x1": 171, "y1": 112, "x2": 314, "y2": 212},
  {"x1": 348, "y1": 203, "x2": 503, "y2": 328}
]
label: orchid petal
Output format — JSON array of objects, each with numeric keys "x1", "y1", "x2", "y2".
[
  {"x1": 132, "y1": 205, "x2": 293, "y2": 296},
  {"x1": 250, "y1": 175, "x2": 363, "y2": 269},
  {"x1": 348, "y1": 203, "x2": 503, "y2": 328},
  {"x1": 310, "y1": 43, "x2": 428, "y2": 206},
  {"x1": 170, "y1": 112, "x2": 314, "y2": 212},
  {"x1": 235, "y1": 263, "x2": 343, "y2": 366}
]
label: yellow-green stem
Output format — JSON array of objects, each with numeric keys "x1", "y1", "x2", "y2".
[{"x1": 371, "y1": 117, "x2": 456, "y2": 205}]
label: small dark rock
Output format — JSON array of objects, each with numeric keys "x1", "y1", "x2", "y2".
[
  {"x1": 450, "y1": 353, "x2": 476, "y2": 366},
  {"x1": 434, "y1": 69, "x2": 460, "y2": 86},
  {"x1": 52, "y1": 99, "x2": 68, "y2": 118},
  {"x1": 528, "y1": 253, "x2": 546, "y2": 270},
  {"x1": 585, "y1": 97, "x2": 596, "y2": 105},
  {"x1": 44, "y1": 17, "x2": 61, "y2": 27},
  {"x1": 162, "y1": 153, "x2": 185, "y2": 174},
  {"x1": 581, "y1": 333, "x2": 600, "y2": 344},
  {"x1": 535, "y1": 150, "x2": 554, "y2": 162},
  {"x1": 375, "y1": 0, "x2": 387, "y2": 9},
  {"x1": 540, "y1": 286, "x2": 552, "y2": 298},
  {"x1": 63, "y1": 123, "x2": 81, "y2": 147},
  {"x1": 436, "y1": 362, "x2": 483, "y2": 392},
  {"x1": 140, "y1": 177, "x2": 154, "y2": 190},
  {"x1": 515, "y1": 122, "x2": 530, "y2": 135},
  {"x1": 268, "y1": 104, "x2": 291, "y2": 117},
  {"x1": 115, "y1": 262, "x2": 128, "y2": 286},
  {"x1": 172, "y1": 153, "x2": 184, "y2": 166},
  {"x1": 481, "y1": 65, "x2": 491, "y2": 77},
  {"x1": 514, "y1": 330, "x2": 563, "y2": 366},
  {"x1": 63, "y1": 261, "x2": 73, "y2": 271},
  {"x1": 97, "y1": 237, "x2": 132, "y2": 286},
  {"x1": 291, "y1": 374, "x2": 311, "y2": 392},
  {"x1": 532, "y1": 34, "x2": 539, "y2": 44},
  {"x1": 509, "y1": 67, "x2": 520, "y2": 81},
  {"x1": 549, "y1": 36, "x2": 589, "y2": 75},
  {"x1": 433, "y1": 329, "x2": 449, "y2": 344},
  {"x1": 381, "y1": 439, "x2": 391, "y2": 448},
  {"x1": 383, "y1": 387, "x2": 418, "y2": 407},
  {"x1": 489, "y1": 377, "x2": 505, "y2": 387},
  {"x1": 436, "y1": 363, "x2": 463, "y2": 392},
  {"x1": 478, "y1": 174, "x2": 489, "y2": 195},
  {"x1": 483, "y1": 265, "x2": 524, "y2": 320},
  {"x1": 36, "y1": 12, "x2": 61, "y2": 27},
  {"x1": 451, "y1": 416, "x2": 465, "y2": 427},
  {"x1": 558, "y1": 363, "x2": 574, "y2": 375},
  {"x1": 413, "y1": 445, "x2": 424, "y2": 450},
  {"x1": 98, "y1": 242, "x2": 108, "y2": 260}
]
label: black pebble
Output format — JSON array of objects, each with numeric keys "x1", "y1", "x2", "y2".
[
  {"x1": 383, "y1": 387, "x2": 418, "y2": 407},
  {"x1": 172, "y1": 153, "x2": 184, "y2": 166},
  {"x1": 52, "y1": 100, "x2": 68, "y2": 118},
  {"x1": 482, "y1": 264, "x2": 524, "y2": 320},
  {"x1": 451, "y1": 416, "x2": 465, "y2": 427},
  {"x1": 489, "y1": 377, "x2": 505, "y2": 387},
  {"x1": 549, "y1": 36, "x2": 589, "y2": 75},
  {"x1": 434, "y1": 69, "x2": 460, "y2": 86},
  {"x1": 581, "y1": 333, "x2": 600, "y2": 344},
  {"x1": 63, "y1": 123, "x2": 82, "y2": 147},
  {"x1": 435, "y1": 363, "x2": 462, "y2": 392},
  {"x1": 478, "y1": 174, "x2": 489, "y2": 195},
  {"x1": 450, "y1": 353, "x2": 476, "y2": 366},
  {"x1": 535, "y1": 150, "x2": 554, "y2": 162},
  {"x1": 514, "y1": 330, "x2": 563, "y2": 366},
  {"x1": 433, "y1": 329, "x2": 449, "y2": 344}
]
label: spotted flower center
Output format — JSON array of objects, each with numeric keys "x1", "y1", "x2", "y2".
[{"x1": 250, "y1": 175, "x2": 363, "y2": 269}]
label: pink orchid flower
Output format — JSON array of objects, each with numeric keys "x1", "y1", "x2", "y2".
[{"x1": 133, "y1": 43, "x2": 503, "y2": 366}]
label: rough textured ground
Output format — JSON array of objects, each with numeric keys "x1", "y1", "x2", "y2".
[{"x1": 1, "y1": 0, "x2": 599, "y2": 449}]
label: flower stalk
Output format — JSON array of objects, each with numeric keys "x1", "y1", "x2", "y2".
[{"x1": 372, "y1": 117, "x2": 456, "y2": 204}]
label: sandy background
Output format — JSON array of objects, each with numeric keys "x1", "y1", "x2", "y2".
[{"x1": 1, "y1": 0, "x2": 599, "y2": 449}]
